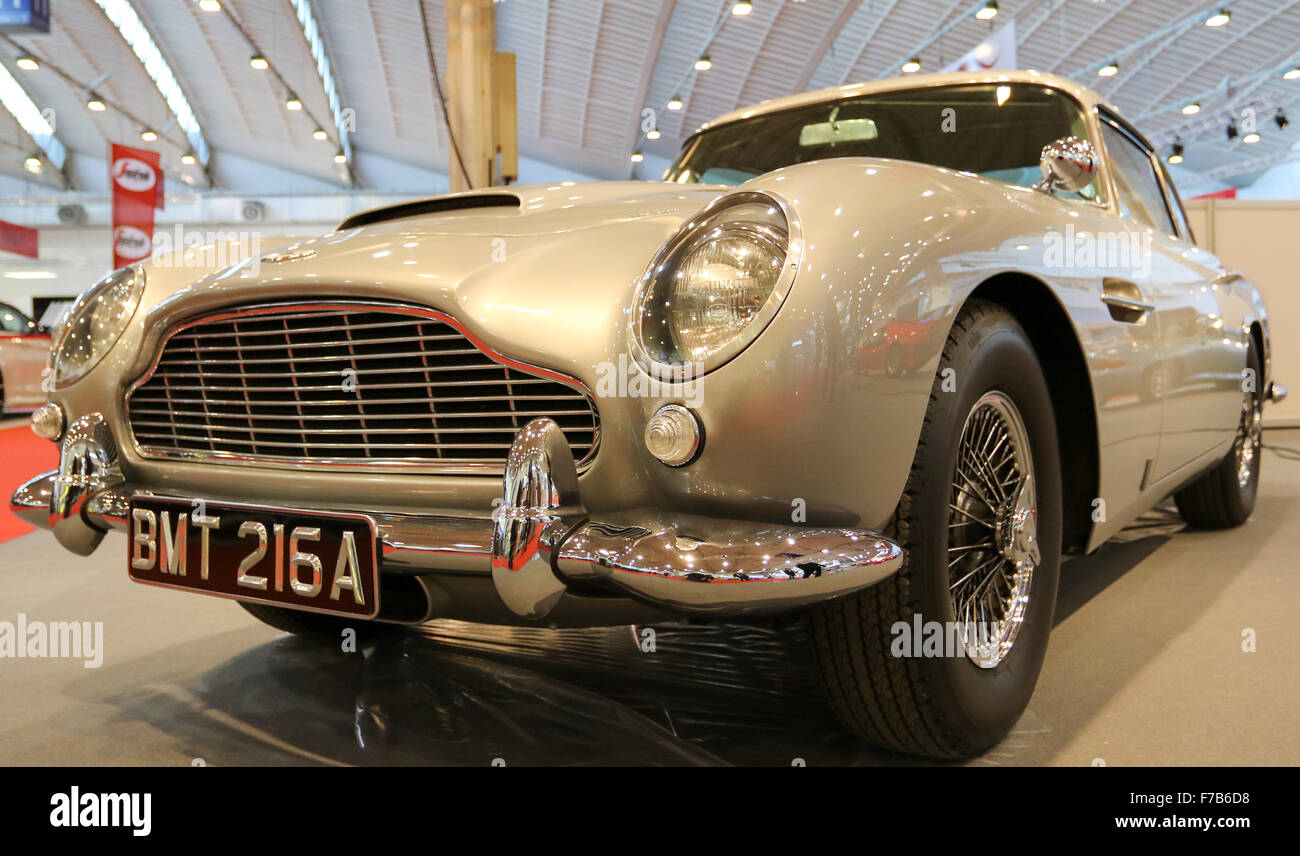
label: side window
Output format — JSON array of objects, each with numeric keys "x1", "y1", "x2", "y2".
[
  {"x1": 0, "y1": 304, "x2": 32, "y2": 333},
  {"x1": 1100, "y1": 120, "x2": 1177, "y2": 234}
]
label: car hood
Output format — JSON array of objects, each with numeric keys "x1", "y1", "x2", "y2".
[{"x1": 135, "y1": 181, "x2": 729, "y2": 382}]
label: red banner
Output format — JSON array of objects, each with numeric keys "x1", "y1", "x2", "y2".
[
  {"x1": 110, "y1": 144, "x2": 164, "y2": 269},
  {"x1": 0, "y1": 219, "x2": 38, "y2": 259}
]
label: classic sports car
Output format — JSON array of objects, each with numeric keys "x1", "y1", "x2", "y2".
[
  {"x1": 0, "y1": 301, "x2": 51, "y2": 414},
  {"x1": 11, "y1": 71, "x2": 1285, "y2": 759}
]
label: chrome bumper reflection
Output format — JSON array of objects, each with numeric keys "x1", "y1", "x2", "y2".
[{"x1": 10, "y1": 418, "x2": 903, "y2": 619}]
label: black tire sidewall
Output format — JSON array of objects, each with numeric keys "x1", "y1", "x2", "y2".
[{"x1": 908, "y1": 311, "x2": 1063, "y2": 749}]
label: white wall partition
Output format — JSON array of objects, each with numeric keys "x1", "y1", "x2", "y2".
[{"x1": 1185, "y1": 199, "x2": 1300, "y2": 427}]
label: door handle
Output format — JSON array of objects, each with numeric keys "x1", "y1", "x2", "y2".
[{"x1": 1101, "y1": 277, "x2": 1154, "y2": 321}]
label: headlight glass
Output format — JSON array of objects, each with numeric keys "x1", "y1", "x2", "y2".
[
  {"x1": 633, "y1": 192, "x2": 796, "y2": 377},
  {"x1": 54, "y1": 266, "x2": 144, "y2": 387}
]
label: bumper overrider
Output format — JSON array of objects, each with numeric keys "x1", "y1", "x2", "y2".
[{"x1": 10, "y1": 414, "x2": 903, "y2": 622}]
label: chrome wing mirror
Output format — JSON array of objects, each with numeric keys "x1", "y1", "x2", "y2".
[{"x1": 1036, "y1": 136, "x2": 1098, "y2": 195}]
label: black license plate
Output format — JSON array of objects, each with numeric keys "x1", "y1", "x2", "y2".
[{"x1": 127, "y1": 497, "x2": 380, "y2": 619}]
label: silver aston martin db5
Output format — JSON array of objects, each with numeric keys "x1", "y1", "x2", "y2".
[{"x1": 12, "y1": 71, "x2": 1284, "y2": 758}]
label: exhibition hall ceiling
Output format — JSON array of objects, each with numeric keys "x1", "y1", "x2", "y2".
[{"x1": 0, "y1": 0, "x2": 1298, "y2": 192}]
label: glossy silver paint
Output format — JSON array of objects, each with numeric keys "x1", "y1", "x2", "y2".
[{"x1": 13, "y1": 70, "x2": 1275, "y2": 626}]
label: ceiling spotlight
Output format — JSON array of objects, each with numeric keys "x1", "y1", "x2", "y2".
[
  {"x1": 333, "y1": 151, "x2": 347, "y2": 164},
  {"x1": 24, "y1": 155, "x2": 41, "y2": 174},
  {"x1": 313, "y1": 127, "x2": 328, "y2": 141},
  {"x1": 181, "y1": 152, "x2": 197, "y2": 165},
  {"x1": 1277, "y1": 112, "x2": 1290, "y2": 130},
  {"x1": 285, "y1": 93, "x2": 303, "y2": 111},
  {"x1": 140, "y1": 128, "x2": 158, "y2": 142},
  {"x1": 646, "y1": 127, "x2": 661, "y2": 140},
  {"x1": 1098, "y1": 61, "x2": 1119, "y2": 78},
  {"x1": 1243, "y1": 131, "x2": 1261, "y2": 144},
  {"x1": 198, "y1": 0, "x2": 221, "y2": 11},
  {"x1": 694, "y1": 55, "x2": 712, "y2": 71},
  {"x1": 1204, "y1": 9, "x2": 1230, "y2": 27},
  {"x1": 15, "y1": 55, "x2": 38, "y2": 71},
  {"x1": 1181, "y1": 102, "x2": 1201, "y2": 115},
  {"x1": 86, "y1": 94, "x2": 106, "y2": 111},
  {"x1": 1168, "y1": 143, "x2": 1184, "y2": 165},
  {"x1": 1285, "y1": 67, "x2": 1300, "y2": 81},
  {"x1": 667, "y1": 94, "x2": 684, "y2": 110},
  {"x1": 1226, "y1": 123, "x2": 1238, "y2": 140},
  {"x1": 901, "y1": 57, "x2": 921, "y2": 74},
  {"x1": 249, "y1": 55, "x2": 269, "y2": 70},
  {"x1": 732, "y1": 0, "x2": 753, "y2": 15},
  {"x1": 630, "y1": 151, "x2": 644, "y2": 163},
  {"x1": 976, "y1": 2, "x2": 999, "y2": 22}
]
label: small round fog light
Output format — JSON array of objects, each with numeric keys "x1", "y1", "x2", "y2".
[
  {"x1": 644, "y1": 404, "x2": 702, "y2": 467},
  {"x1": 30, "y1": 402, "x2": 64, "y2": 441}
]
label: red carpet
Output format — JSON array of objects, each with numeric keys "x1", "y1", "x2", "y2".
[{"x1": 0, "y1": 424, "x2": 59, "y2": 544}]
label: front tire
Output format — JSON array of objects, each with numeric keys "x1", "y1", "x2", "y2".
[
  {"x1": 810, "y1": 300, "x2": 1062, "y2": 758},
  {"x1": 1173, "y1": 345, "x2": 1262, "y2": 529}
]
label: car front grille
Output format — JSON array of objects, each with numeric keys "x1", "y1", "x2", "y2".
[{"x1": 125, "y1": 302, "x2": 599, "y2": 472}]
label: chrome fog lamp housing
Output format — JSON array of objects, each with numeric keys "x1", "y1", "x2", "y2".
[
  {"x1": 30, "y1": 402, "x2": 64, "y2": 441},
  {"x1": 644, "y1": 404, "x2": 702, "y2": 466},
  {"x1": 53, "y1": 266, "x2": 145, "y2": 388},
  {"x1": 632, "y1": 191, "x2": 800, "y2": 379}
]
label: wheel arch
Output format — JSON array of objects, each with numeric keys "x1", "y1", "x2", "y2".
[{"x1": 964, "y1": 272, "x2": 1100, "y2": 555}]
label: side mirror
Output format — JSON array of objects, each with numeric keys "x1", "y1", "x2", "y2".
[{"x1": 1037, "y1": 136, "x2": 1098, "y2": 194}]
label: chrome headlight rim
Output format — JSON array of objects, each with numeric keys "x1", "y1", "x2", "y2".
[
  {"x1": 53, "y1": 265, "x2": 145, "y2": 389},
  {"x1": 630, "y1": 189, "x2": 802, "y2": 382}
]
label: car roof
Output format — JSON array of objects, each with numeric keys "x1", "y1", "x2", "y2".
[{"x1": 696, "y1": 69, "x2": 1121, "y2": 136}]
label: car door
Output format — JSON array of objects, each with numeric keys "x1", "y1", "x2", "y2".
[
  {"x1": 0, "y1": 302, "x2": 51, "y2": 410},
  {"x1": 1095, "y1": 113, "x2": 1241, "y2": 485}
]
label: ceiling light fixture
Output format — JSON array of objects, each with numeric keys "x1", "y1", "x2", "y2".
[
  {"x1": 901, "y1": 57, "x2": 921, "y2": 74},
  {"x1": 1225, "y1": 122, "x2": 1239, "y2": 140},
  {"x1": 1204, "y1": 9, "x2": 1230, "y2": 27},
  {"x1": 630, "y1": 151, "x2": 644, "y2": 163},
  {"x1": 140, "y1": 128, "x2": 157, "y2": 142},
  {"x1": 333, "y1": 151, "x2": 347, "y2": 164},
  {"x1": 313, "y1": 127, "x2": 328, "y2": 141},
  {"x1": 15, "y1": 55, "x2": 38, "y2": 71},
  {"x1": 181, "y1": 152, "x2": 197, "y2": 164},
  {"x1": 86, "y1": 94, "x2": 106, "y2": 111},
  {"x1": 1181, "y1": 102, "x2": 1201, "y2": 115},
  {"x1": 249, "y1": 54, "x2": 269, "y2": 70},
  {"x1": 285, "y1": 93, "x2": 303, "y2": 110},
  {"x1": 976, "y1": 2, "x2": 999, "y2": 22},
  {"x1": 1285, "y1": 67, "x2": 1300, "y2": 81},
  {"x1": 1243, "y1": 131, "x2": 1261, "y2": 143},
  {"x1": 667, "y1": 94, "x2": 683, "y2": 110},
  {"x1": 732, "y1": 1, "x2": 753, "y2": 16},
  {"x1": 198, "y1": 0, "x2": 221, "y2": 11},
  {"x1": 1098, "y1": 60, "x2": 1119, "y2": 78},
  {"x1": 694, "y1": 55, "x2": 712, "y2": 71},
  {"x1": 24, "y1": 155, "x2": 41, "y2": 173},
  {"x1": 1168, "y1": 143, "x2": 1184, "y2": 165},
  {"x1": 1277, "y1": 112, "x2": 1290, "y2": 130},
  {"x1": 646, "y1": 127, "x2": 661, "y2": 140}
]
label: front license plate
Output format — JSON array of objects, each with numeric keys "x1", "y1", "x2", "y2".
[{"x1": 127, "y1": 497, "x2": 380, "y2": 619}]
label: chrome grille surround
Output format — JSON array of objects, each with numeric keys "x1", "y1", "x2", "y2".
[{"x1": 124, "y1": 301, "x2": 600, "y2": 474}]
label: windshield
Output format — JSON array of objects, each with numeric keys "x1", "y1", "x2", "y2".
[{"x1": 664, "y1": 82, "x2": 1099, "y2": 200}]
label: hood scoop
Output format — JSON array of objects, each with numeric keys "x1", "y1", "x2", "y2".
[{"x1": 339, "y1": 193, "x2": 521, "y2": 230}]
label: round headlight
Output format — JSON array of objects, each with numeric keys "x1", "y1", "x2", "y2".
[
  {"x1": 633, "y1": 191, "x2": 797, "y2": 378},
  {"x1": 54, "y1": 266, "x2": 144, "y2": 387}
]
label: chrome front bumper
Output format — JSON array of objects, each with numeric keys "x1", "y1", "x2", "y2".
[{"x1": 10, "y1": 416, "x2": 903, "y2": 622}]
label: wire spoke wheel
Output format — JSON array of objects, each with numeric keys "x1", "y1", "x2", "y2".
[
  {"x1": 948, "y1": 391, "x2": 1039, "y2": 668},
  {"x1": 1235, "y1": 380, "x2": 1263, "y2": 489}
]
